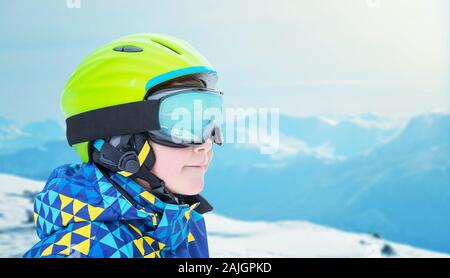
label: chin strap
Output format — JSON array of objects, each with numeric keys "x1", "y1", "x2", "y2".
[
  {"x1": 133, "y1": 166, "x2": 213, "y2": 213},
  {"x1": 91, "y1": 132, "x2": 213, "y2": 213},
  {"x1": 130, "y1": 154, "x2": 181, "y2": 205}
]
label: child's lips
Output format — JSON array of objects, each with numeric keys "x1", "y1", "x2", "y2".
[
  {"x1": 185, "y1": 158, "x2": 209, "y2": 170},
  {"x1": 185, "y1": 164, "x2": 207, "y2": 170}
]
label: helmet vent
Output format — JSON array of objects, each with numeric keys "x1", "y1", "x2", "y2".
[
  {"x1": 113, "y1": 45, "x2": 143, "y2": 52},
  {"x1": 151, "y1": 39, "x2": 182, "y2": 55}
]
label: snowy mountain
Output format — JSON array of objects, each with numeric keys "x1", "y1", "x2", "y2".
[
  {"x1": 0, "y1": 140, "x2": 79, "y2": 180},
  {"x1": 0, "y1": 112, "x2": 448, "y2": 254},
  {"x1": 0, "y1": 173, "x2": 447, "y2": 258},
  {"x1": 275, "y1": 113, "x2": 402, "y2": 158},
  {"x1": 205, "y1": 112, "x2": 450, "y2": 253},
  {"x1": 0, "y1": 117, "x2": 65, "y2": 156}
]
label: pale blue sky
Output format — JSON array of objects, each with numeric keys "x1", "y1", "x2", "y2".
[{"x1": 0, "y1": 0, "x2": 448, "y2": 125}]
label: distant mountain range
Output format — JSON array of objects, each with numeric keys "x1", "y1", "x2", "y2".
[
  {"x1": 0, "y1": 112, "x2": 449, "y2": 254},
  {"x1": 0, "y1": 117, "x2": 65, "y2": 155},
  {"x1": 0, "y1": 140, "x2": 79, "y2": 180},
  {"x1": 0, "y1": 113, "x2": 401, "y2": 180}
]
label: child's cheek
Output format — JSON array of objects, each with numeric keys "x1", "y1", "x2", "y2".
[{"x1": 155, "y1": 148, "x2": 190, "y2": 177}]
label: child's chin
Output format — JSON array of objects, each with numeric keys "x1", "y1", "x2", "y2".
[{"x1": 178, "y1": 179, "x2": 205, "y2": 195}]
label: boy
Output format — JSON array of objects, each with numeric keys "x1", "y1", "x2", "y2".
[{"x1": 23, "y1": 33, "x2": 223, "y2": 258}]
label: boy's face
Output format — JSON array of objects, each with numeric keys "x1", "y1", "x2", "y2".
[
  {"x1": 148, "y1": 138, "x2": 213, "y2": 195},
  {"x1": 135, "y1": 78, "x2": 215, "y2": 195}
]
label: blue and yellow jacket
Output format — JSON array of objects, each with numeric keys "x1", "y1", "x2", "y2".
[{"x1": 23, "y1": 163, "x2": 211, "y2": 258}]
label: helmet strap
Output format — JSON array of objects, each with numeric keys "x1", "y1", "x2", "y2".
[{"x1": 92, "y1": 133, "x2": 180, "y2": 205}]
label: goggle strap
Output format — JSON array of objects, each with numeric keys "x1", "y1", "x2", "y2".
[{"x1": 66, "y1": 100, "x2": 160, "y2": 146}]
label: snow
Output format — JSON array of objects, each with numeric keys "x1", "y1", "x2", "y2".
[
  {"x1": 205, "y1": 214, "x2": 448, "y2": 258},
  {"x1": 0, "y1": 173, "x2": 447, "y2": 258},
  {"x1": 0, "y1": 173, "x2": 42, "y2": 258}
]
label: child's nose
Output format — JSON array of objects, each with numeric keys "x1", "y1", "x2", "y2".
[{"x1": 193, "y1": 138, "x2": 213, "y2": 153}]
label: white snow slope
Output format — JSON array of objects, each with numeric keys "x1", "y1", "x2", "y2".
[{"x1": 0, "y1": 173, "x2": 447, "y2": 258}]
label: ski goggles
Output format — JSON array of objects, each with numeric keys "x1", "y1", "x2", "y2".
[
  {"x1": 146, "y1": 87, "x2": 224, "y2": 147},
  {"x1": 66, "y1": 87, "x2": 224, "y2": 148}
]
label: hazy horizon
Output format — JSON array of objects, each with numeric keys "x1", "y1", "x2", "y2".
[{"x1": 0, "y1": 0, "x2": 448, "y2": 124}]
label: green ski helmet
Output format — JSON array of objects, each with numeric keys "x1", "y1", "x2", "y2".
[{"x1": 61, "y1": 33, "x2": 218, "y2": 163}]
